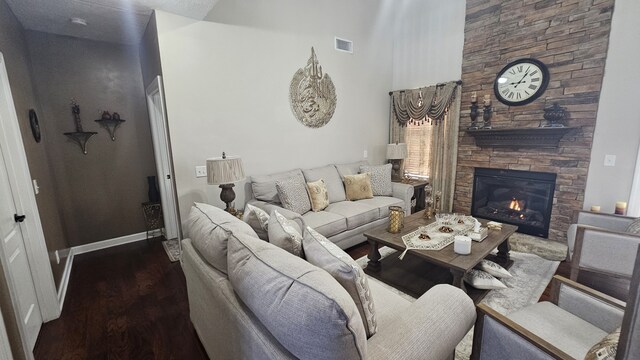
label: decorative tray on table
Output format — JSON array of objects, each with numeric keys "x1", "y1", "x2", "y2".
[{"x1": 399, "y1": 214, "x2": 476, "y2": 259}]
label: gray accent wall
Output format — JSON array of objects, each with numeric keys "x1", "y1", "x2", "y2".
[{"x1": 26, "y1": 31, "x2": 157, "y2": 247}]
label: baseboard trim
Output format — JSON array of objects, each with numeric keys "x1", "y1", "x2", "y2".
[
  {"x1": 57, "y1": 250, "x2": 74, "y2": 311},
  {"x1": 57, "y1": 231, "x2": 148, "y2": 310},
  {"x1": 72, "y1": 231, "x2": 148, "y2": 256}
]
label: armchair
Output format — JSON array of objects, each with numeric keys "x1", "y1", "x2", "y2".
[
  {"x1": 567, "y1": 211, "x2": 638, "y2": 261},
  {"x1": 470, "y1": 247, "x2": 640, "y2": 360}
]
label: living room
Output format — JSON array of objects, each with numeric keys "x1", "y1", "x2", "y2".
[{"x1": 0, "y1": 0, "x2": 639, "y2": 359}]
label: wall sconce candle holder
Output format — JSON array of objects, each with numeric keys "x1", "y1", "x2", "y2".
[
  {"x1": 541, "y1": 103, "x2": 567, "y2": 128},
  {"x1": 468, "y1": 100, "x2": 481, "y2": 130},
  {"x1": 95, "y1": 111, "x2": 126, "y2": 141},
  {"x1": 63, "y1": 99, "x2": 97, "y2": 155},
  {"x1": 482, "y1": 104, "x2": 493, "y2": 129}
]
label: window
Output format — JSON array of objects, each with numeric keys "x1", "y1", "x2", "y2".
[{"x1": 403, "y1": 121, "x2": 434, "y2": 179}]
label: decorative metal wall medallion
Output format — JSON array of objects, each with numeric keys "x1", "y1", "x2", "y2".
[{"x1": 289, "y1": 47, "x2": 337, "y2": 128}]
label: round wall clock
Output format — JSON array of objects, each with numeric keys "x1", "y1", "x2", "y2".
[
  {"x1": 29, "y1": 109, "x2": 41, "y2": 143},
  {"x1": 494, "y1": 58, "x2": 549, "y2": 106}
]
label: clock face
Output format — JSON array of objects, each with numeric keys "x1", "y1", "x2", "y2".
[{"x1": 494, "y1": 58, "x2": 549, "y2": 106}]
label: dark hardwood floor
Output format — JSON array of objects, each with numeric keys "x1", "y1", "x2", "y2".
[
  {"x1": 34, "y1": 239, "x2": 208, "y2": 360},
  {"x1": 33, "y1": 239, "x2": 622, "y2": 359}
]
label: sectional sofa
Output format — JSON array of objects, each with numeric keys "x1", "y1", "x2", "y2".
[{"x1": 247, "y1": 161, "x2": 414, "y2": 249}]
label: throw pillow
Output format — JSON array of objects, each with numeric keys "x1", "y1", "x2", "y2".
[
  {"x1": 242, "y1": 204, "x2": 270, "y2": 239},
  {"x1": 626, "y1": 218, "x2": 640, "y2": 234},
  {"x1": 276, "y1": 176, "x2": 311, "y2": 215},
  {"x1": 360, "y1": 164, "x2": 393, "y2": 196},
  {"x1": 344, "y1": 173, "x2": 374, "y2": 201},
  {"x1": 188, "y1": 202, "x2": 258, "y2": 274},
  {"x1": 227, "y1": 232, "x2": 367, "y2": 360},
  {"x1": 307, "y1": 179, "x2": 329, "y2": 212},
  {"x1": 475, "y1": 259, "x2": 513, "y2": 279},
  {"x1": 268, "y1": 210, "x2": 304, "y2": 257},
  {"x1": 303, "y1": 226, "x2": 378, "y2": 338},
  {"x1": 463, "y1": 269, "x2": 507, "y2": 290},
  {"x1": 585, "y1": 327, "x2": 621, "y2": 360}
]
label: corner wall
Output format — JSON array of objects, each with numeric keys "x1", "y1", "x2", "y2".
[
  {"x1": 156, "y1": 6, "x2": 394, "y2": 223},
  {"x1": 454, "y1": 0, "x2": 615, "y2": 242}
]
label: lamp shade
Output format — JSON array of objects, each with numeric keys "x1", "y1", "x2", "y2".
[
  {"x1": 386, "y1": 143, "x2": 408, "y2": 160},
  {"x1": 207, "y1": 156, "x2": 245, "y2": 185}
]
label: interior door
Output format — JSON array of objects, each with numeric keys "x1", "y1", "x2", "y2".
[
  {"x1": 146, "y1": 76, "x2": 179, "y2": 240},
  {"x1": 0, "y1": 145, "x2": 42, "y2": 351}
]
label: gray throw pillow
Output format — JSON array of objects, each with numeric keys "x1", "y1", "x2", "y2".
[
  {"x1": 268, "y1": 210, "x2": 303, "y2": 257},
  {"x1": 360, "y1": 164, "x2": 393, "y2": 196},
  {"x1": 188, "y1": 202, "x2": 258, "y2": 274},
  {"x1": 276, "y1": 176, "x2": 311, "y2": 215},
  {"x1": 227, "y1": 233, "x2": 367, "y2": 360},
  {"x1": 626, "y1": 218, "x2": 640, "y2": 234},
  {"x1": 303, "y1": 226, "x2": 378, "y2": 338}
]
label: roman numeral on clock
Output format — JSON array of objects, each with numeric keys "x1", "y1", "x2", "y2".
[
  {"x1": 530, "y1": 70, "x2": 538, "y2": 76},
  {"x1": 531, "y1": 77, "x2": 540, "y2": 82},
  {"x1": 528, "y1": 84, "x2": 537, "y2": 90},
  {"x1": 508, "y1": 92, "x2": 514, "y2": 99}
]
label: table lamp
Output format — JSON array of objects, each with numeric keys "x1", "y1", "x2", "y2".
[
  {"x1": 207, "y1": 152, "x2": 245, "y2": 213},
  {"x1": 386, "y1": 143, "x2": 407, "y2": 181}
]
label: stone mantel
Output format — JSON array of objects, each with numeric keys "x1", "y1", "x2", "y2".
[{"x1": 466, "y1": 127, "x2": 577, "y2": 148}]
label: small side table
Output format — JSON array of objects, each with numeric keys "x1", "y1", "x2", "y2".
[
  {"x1": 142, "y1": 202, "x2": 165, "y2": 242},
  {"x1": 393, "y1": 179, "x2": 429, "y2": 214}
]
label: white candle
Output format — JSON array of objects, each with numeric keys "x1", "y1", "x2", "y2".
[
  {"x1": 615, "y1": 201, "x2": 627, "y2": 215},
  {"x1": 454, "y1": 235, "x2": 472, "y2": 255},
  {"x1": 484, "y1": 94, "x2": 491, "y2": 106},
  {"x1": 590, "y1": 205, "x2": 600, "y2": 212},
  {"x1": 471, "y1": 92, "x2": 477, "y2": 102}
]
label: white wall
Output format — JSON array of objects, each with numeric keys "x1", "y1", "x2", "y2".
[
  {"x1": 391, "y1": 0, "x2": 466, "y2": 90},
  {"x1": 584, "y1": 0, "x2": 640, "y2": 214},
  {"x1": 155, "y1": 7, "x2": 394, "y2": 222}
]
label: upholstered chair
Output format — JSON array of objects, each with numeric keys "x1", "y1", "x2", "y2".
[
  {"x1": 470, "y1": 247, "x2": 640, "y2": 360},
  {"x1": 567, "y1": 211, "x2": 639, "y2": 261}
]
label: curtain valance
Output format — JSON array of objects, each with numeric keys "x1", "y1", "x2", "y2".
[{"x1": 391, "y1": 81, "x2": 460, "y2": 126}]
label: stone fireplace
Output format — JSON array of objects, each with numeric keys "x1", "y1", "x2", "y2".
[
  {"x1": 453, "y1": 0, "x2": 614, "y2": 243},
  {"x1": 471, "y1": 168, "x2": 556, "y2": 238}
]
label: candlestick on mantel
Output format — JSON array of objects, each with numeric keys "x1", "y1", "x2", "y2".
[
  {"x1": 590, "y1": 205, "x2": 601, "y2": 212},
  {"x1": 471, "y1": 92, "x2": 477, "y2": 103},
  {"x1": 615, "y1": 201, "x2": 627, "y2": 215},
  {"x1": 483, "y1": 94, "x2": 491, "y2": 106}
]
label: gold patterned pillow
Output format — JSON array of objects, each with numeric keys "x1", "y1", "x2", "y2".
[
  {"x1": 307, "y1": 179, "x2": 329, "y2": 212},
  {"x1": 343, "y1": 173, "x2": 373, "y2": 201},
  {"x1": 585, "y1": 327, "x2": 620, "y2": 360}
]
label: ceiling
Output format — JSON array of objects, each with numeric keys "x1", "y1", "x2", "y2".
[{"x1": 6, "y1": 0, "x2": 219, "y2": 45}]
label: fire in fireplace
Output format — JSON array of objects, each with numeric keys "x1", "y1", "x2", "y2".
[{"x1": 471, "y1": 168, "x2": 556, "y2": 238}]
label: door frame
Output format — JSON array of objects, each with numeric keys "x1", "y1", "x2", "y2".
[
  {"x1": 145, "y1": 75, "x2": 181, "y2": 241},
  {"x1": 629, "y1": 142, "x2": 640, "y2": 217},
  {"x1": 0, "y1": 53, "x2": 60, "y2": 323}
]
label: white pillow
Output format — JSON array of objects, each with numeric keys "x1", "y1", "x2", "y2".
[
  {"x1": 463, "y1": 269, "x2": 507, "y2": 290},
  {"x1": 268, "y1": 210, "x2": 304, "y2": 257},
  {"x1": 475, "y1": 259, "x2": 512, "y2": 279},
  {"x1": 243, "y1": 204, "x2": 270, "y2": 239}
]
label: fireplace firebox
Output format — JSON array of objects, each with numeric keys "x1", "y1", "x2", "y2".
[{"x1": 471, "y1": 168, "x2": 556, "y2": 238}]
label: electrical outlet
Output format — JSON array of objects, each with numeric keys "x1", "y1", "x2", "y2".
[
  {"x1": 363, "y1": 150, "x2": 368, "y2": 159},
  {"x1": 604, "y1": 155, "x2": 616, "y2": 167},
  {"x1": 195, "y1": 166, "x2": 207, "y2": 178}
]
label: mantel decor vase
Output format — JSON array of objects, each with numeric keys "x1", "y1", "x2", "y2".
[{"x1": 147, "y1": 176, "x2": 160, "y2": 203}]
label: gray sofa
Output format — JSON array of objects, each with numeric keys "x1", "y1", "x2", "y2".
[
  {"x1": 182, "y1": 203, "x2": 476, "y2": 360},
  {"x1": 247, "y1": 161, "x2": 414, "y2": 249}
]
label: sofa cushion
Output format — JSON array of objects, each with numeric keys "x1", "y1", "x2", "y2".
[
  {"x1": 243, "y1": 203, "x2": 270, "y2": 240},
  {"x1": 356, "y1": 196, "x2": 405, "y2": 219},
  {"x1": 335, "y1": 160, "x2": 368, "y2": 179},
  {"x1": 508, "y1": 302, "x2": 608, "y2": 359},
  {"x1": 227, "y1": 233, "x2": 367, "y2": 360},
  {"x1": 276, "y1": 176, "x2": 311, "y2": 215},
  {"x1": 303, "y1": 227, "x2": 378, "y2": 338},
  {"x1": 360, "y1": 164, "x2": 393, "y2": 196},
  {"x1": 303, "y1": 165, "x2": 346, "y2": 203},
  {"x1": 325, "y1": 201, "x2": 379, "y2": 230},
  {"x1": 302, "y1": 211, "x2": 348, "y2": 238},
  {"x1": 251, "y1": 169, "x2": 304, "y2": 203},
  {"x1": 268, "y1": 210, "x2": 304, "y2": 257},
  {"x1": 188, "y1": 202, "x2": 258, "y2": 274},
  {"x1": 307, "y1": 179, "x2": 329, "y2": 212},
  {"x1": 344, "y1": 173, "x2": 374, "y2": 201}
]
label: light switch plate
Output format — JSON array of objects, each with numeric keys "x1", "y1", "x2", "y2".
[
  {"x1": 195, "y1": 166, "x2": 207, "y2": 178},
  {"x1": 363, "y1": 150, "x2": 368, "y2": 158},
  {"x1": 604, "y1": 155, "x2": 616, "y2": 167}
]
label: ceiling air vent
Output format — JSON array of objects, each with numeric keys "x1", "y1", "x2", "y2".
[{"x1": 335, "y1": 37, "x2": 353, "y2": 54}]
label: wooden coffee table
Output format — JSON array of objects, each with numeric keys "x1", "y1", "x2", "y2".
[{"x1": 364, "y1": 211, "x2": 517, "y2": 300}]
